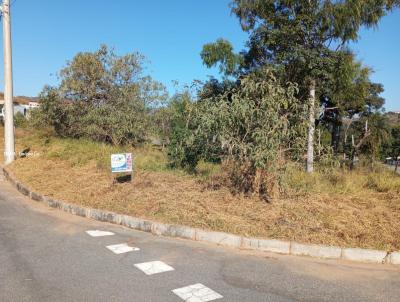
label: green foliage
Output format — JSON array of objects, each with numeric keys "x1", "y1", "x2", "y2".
[
  {"x1": 168, "y1": 69, "x2": 308, "y2": 199},
  {"x1": 361, "y1": 113, "x2": 391, "y2": 158},
  {"x1": 212, "y1": 70, "x2": 308, "y2": 198},
  {"x1": 30, "y1": 86, "x2": 70, "y2": 134},
  {"x1": 229, "y1": 0, "x2": 395, "y2": 107},
  {"x1": 32, "y1": 45, "x2": 166, "y2": 146},
  {"x1": 201, "y1": 1, "x2": 397, "y2": 166},
  {"x1": 228, "y1": 0, "x2": 390, "y2": 86},
  {"x1": 195, "y1": 160, "x2": 221, "y2": 179},
  {"x1": 14, "y1": 112, "x2": 27, "y2": 128},
  {"x1": 320, "y1": 52, "x2": 386, "y2": 155},
  {"x1": 167, "y1": 91, "x2": 211, "y2": 169},
  {"x1": 326, "y1": 52, "x2": 384, "y2": 115},
  {"x1": 151, "y1": 106, "x2": 173, "y2": 148},
  {"x1": 207, "y1": 69, "x2": 307, "y2": 168},
  {"x1": 387, "y1": 125, "x2": 400, "y2": 159},
  {"x1": 201, "y1": 39, "x2": 243, "y2": 76}
]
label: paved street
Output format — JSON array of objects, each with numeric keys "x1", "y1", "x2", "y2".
[{"x1": 0, "y1": 178, "x2": 399, "y2": 302}]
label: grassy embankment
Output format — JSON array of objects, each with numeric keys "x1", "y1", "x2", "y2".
[{"x1": 1, "y1": 126, "x2": 400, "y2": 251}]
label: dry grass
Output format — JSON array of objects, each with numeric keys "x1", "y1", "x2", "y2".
[{"x1": 1, "y1": 126, "x2": 400, "y2": 251}]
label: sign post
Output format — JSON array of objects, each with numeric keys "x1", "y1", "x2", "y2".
[{"x1": 111, "y1": 153, "x2": 133, "y2": 183}]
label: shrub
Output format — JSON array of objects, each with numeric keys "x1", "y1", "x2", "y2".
[
  {"x1": 195, "y1": 160, "x2": 221, "y2": 178},
  {"x1": 167, "y1": 91, "x2": 221, "y2": 170},
  {"x1": 31, "y1": 45, "x2": 166, "y2": 146},
  {"x1": 168, "y1": 69, "x2": 308, "y2": 199},
  {"x1": 14, "y1": 112, "x2": 27, "y2": 128}
]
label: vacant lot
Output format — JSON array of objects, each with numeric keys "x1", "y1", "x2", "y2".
[{"x1": 1, "y1": 127, "x2": 400, "y2": 251}]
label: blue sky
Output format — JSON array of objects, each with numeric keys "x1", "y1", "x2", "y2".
[{"x1": 0, "y1": 0, "x2": 399, "y2": 111}]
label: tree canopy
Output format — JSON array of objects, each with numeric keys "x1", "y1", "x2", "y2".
[
  {"x1": 32, "y1": 45, "x2": 166, "y2": 145},
  {"x1": 200, "y1": 0, "x2": 399, "y2": 170}
]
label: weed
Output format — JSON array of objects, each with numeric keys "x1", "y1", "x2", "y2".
[{"x1": 2, "y1": 127, "x2": 400, "y2": 250}]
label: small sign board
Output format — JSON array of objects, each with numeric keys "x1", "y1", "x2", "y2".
[{"x1": 111, "y1": 153, "x2": 133, "y2": 173}]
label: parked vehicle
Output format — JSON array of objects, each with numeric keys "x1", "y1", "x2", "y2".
[
  {"x1": 385, "y1": 157, "x2": 400, "y2": 166},
  {"x1": 0, "y1": 103, "x2": 29, "y2": 122}
]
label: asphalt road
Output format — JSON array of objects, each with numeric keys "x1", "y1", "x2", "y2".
[{"x1": 0, "y1": 177, "x2": 399, "y2": 302}]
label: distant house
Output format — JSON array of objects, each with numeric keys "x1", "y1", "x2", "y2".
[
  {"x1": 0, "y1": 93, "x2": 40, "y2": 121},
  {"x1": 0, "y1": 101, "x2": 28, "y2": 120},
  {"x1": 28, "y1": 101, "x2": 40, "y2": 109}
]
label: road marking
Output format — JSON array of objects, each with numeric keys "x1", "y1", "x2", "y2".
[
  {"x1": 134, "y1": 261, "x2": 174, "y2": 275},
  {"x1": 106, "y1": 243, "x2": 140, "y2": 254},
  {"x1": 172, "y1": 283, "x2": 223, "y2": 302},
  {"x1": 86, "y1": 230, "x2": 115, "y2": 237}
]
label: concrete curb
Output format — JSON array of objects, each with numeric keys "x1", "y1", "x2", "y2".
[
  {"x1": 341, "y1": 248, "x2": 390, "y2": 264},
  {"x1": 290, "y1": 242, "x2": 342, "y2": 259},
  {"x1": 1, "y1": 166, "x2": 398, "y2": 265}
]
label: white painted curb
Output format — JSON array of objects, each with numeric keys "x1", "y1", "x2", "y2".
[
  {"x1": 389, "y1": 252, "x2": 400, "y2": 265},
  {"x1": 291, "y1": 242, "x2": 342, "y2": 259},
  {"x1": 341, "y1": 248, "x2": 389, "y2": 264},
  {"x1": 1, "y1": 166, "x2": 398, "y2": 265},
  {"x1": 195, "y1": 229, "x2": 242, "y2": 248}
]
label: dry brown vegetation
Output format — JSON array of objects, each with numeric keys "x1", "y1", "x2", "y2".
[{"x1": 1, "y1": 126, "x2": 400, "y2": 251}]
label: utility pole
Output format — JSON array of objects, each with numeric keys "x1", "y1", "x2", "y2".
[{"x1": 1, "y1": 0, "x2": 15, "y2": 164}]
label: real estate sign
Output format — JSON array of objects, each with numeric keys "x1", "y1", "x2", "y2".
[{"x1": 111, "y1": 153, "x2": 133, "y2": 173}]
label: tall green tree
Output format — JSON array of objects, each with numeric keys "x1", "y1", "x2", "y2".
[
  {"x1": 168, "y1": 69, "x2": 307, "y2": 199},
  {"x1": 320, "y1": 51, "x2": 385, "y2": 155},
  {"x1": 33, "y1": 45, "x2": 167, "y2": 145},
  {"x1": 389, "y1": 125, "x2": 400, "y2": 172},
  {"x1": 202, "y1": 0, "x2": 399, "y2": 172}
]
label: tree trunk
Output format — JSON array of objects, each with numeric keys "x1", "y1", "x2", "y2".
[
  {"x1": 318, "y1": 129, "x2": 321, "y2": 158},
  {"x1": 395, "y1": 155, "x2": 399, "y2": 173},
  {"x1": 350, "y1": 121, "x2": 370, "y2": 170},
  {"x1": 306, "y1": 79, "x2": 316, "y2": 173},
  {"x1": 350, "y1": 149, "x2": 356, "y2": 170},
  {"x1": 331, "y1": 121, "x2": 341, "y2": 154}
]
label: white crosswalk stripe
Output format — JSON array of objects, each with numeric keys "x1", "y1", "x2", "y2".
[
  {"x1": 134, "y1": 261, "x2": 174, "y2": 275},
  {"x1": 86, "y1": 230, "x2": 115, "y2": 237},
  {"x1": 85, "y1": 232, "x2": 222, "y2": 299},
  {"x1": 172, "y1": 283, "x2": 223, "y2": 302},
  {"x1": 106, "y1": 243, "x2": 140, "y2": 254}
]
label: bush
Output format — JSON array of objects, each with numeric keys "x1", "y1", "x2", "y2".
[
  {"x1": 14, "y1": 112, "x2": 27, "y2": 128},
  {"x1": 167, "y1": 91, "x2": 221, "y2": 170},
  {"x1": 195, "y1": 160, "x2": 221, "y2": 178},
  {"x1": 31, "y1": 45, "x2": 166, "y2": 146},
  {"x1": 168, "y1": 69, "x2": 308, "y2": 199}
]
